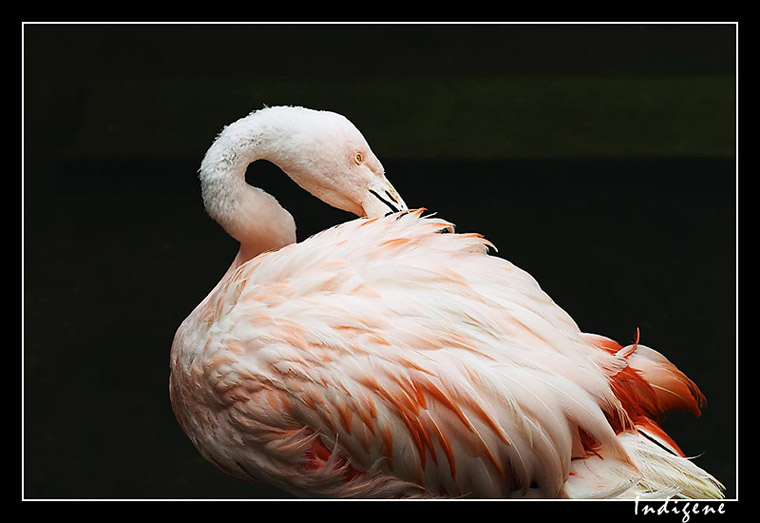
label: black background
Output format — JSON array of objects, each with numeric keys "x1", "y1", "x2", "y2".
[{"x1": 23, "y1": 23, "x2": 736, "y2": 500}]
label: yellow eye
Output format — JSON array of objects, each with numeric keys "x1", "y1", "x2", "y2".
[{"x1": 354, "y1": 152, "x2": 363, "y2": 165}]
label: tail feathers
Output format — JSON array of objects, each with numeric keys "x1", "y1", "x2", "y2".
[
  {"x1": 617, "y1": 431, "x2": 725, "y2": 499},
  {"x1": 580, "y1": 332, "x2": 723, "y2": 499},
  {"x1": 565, "y1": 430, "x2": 724, "y2": 499},
  {"x1": 628, "y1": 344, "x2": 706, "y2": 418},
  {"x1": 582, "y1": 332, "x2": 706, "y2": 424}
]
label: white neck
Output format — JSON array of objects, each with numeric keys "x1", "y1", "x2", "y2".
[{"x1": 199, "y1": 110, "x2": 297, "y2": 265}]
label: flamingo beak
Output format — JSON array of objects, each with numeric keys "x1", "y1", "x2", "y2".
[{"x1": 361, "y1": 174, "x2": 408, "y2": 218}]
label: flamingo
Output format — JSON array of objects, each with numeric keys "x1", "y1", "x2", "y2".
[{"x1": 169, "y1": 105, "x2": 724, "y2": 499}]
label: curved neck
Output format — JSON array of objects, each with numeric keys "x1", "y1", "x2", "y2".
[{"x1": 199, "y1": 112, "x2": 297, "y2": 265}]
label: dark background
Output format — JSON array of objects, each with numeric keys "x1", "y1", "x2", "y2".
[{"x1": 23, "y1": 23, "x2": 736, "y2": 500}]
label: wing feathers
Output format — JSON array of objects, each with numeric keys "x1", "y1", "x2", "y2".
[{"x1": 172, "y1": 211, "x2": 715, "y2": 498}]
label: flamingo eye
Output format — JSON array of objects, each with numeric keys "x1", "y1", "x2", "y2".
[{"x1": 353, "y1": 152, "x2": 363, "y2": 165}]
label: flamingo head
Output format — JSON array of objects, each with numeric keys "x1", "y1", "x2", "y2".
[{"x1": 262, "y1": 106, "x2": 408, "y2": 219}]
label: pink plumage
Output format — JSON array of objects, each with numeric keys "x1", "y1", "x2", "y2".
[{"x1": 169, "y1": 106, "x2": 723, "y2": 499}]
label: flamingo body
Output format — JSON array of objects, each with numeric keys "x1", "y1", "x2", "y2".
[{"x1": 169, "y1": 106, "x2": 723, "y2": 498}]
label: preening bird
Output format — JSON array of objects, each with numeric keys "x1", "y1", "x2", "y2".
[{"x1": 169, "y1": 106, "x2": 724, "y2": 499}]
